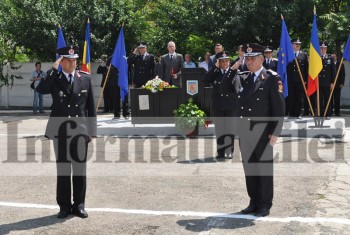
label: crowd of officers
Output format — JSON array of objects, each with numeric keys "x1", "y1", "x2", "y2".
[{"x1": 97, "y1": 39, "x2": 345, "y2": 119}]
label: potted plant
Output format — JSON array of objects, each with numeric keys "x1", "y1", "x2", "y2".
[{"x1": 173, "y1": 98, "x2": 206, "y2": 137}]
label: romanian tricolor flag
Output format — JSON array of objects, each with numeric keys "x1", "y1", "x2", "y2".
[
  {"x1": 81, "y1": 19, "x2": 91, "y2": 74},
  {"x1": 307, "y1": 9, "x2": 322, "y2": 96}
]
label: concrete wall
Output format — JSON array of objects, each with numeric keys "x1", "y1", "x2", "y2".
[
  {"x1": 1, "y1": 61, "x2": 350, "y2": 108},
  {"x1": 0, "y1": 62, "x2": 105, "y2": 108}
]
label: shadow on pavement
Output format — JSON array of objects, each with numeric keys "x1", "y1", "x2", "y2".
[
  {"x1": 177, "y1": 215, "x2": 255, "y2": 232},
  {"x1": 0, "y1": 214, "x2": 71, "y2": 234}
]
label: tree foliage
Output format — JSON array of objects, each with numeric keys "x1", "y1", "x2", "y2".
[{"x1": 1, "y1": 0, "x2": 350, "y2": 66}]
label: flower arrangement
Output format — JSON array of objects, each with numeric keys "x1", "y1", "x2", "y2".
[
  {"x1": 173, "y1": 98, "x2": 206, "y2": 136},
  {"x1": 142, "y1": 76, "x2": 175, "y2": 93}
]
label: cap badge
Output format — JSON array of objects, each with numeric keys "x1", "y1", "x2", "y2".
[
  {"x1": 222, "y1": 53, "x2": 227, "y2": 57},
  {"x1": 247, "y1": 47, "x2": 252, "y2": 53},
  {"x1": 69, "y1": 49, "x2": 74, "y2": 55}
]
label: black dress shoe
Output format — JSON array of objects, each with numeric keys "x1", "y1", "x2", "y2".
[
  {"x1": 241, "y1": 205, "x2": 257, "y2": 214},
  {"x1": 216, "y1": 154, "x2": 225, "y2": 159},
  {"x1": 72, "y1": 208, "x2": 88, "y2": 218},
  {"x1": 57, "y1": 210, "x2": 70, "y2": 219},
  {"x1": 254, "y1": 208, "x2": 270, "y2": 217}
]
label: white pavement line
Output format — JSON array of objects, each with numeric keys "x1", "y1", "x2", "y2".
[{"x1": 1, "y1": 201, "x2": 350, "y2": 225}]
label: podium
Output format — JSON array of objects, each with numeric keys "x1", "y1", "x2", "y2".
[{"x1": 130, "y1": 67, "x2": 212, "y2": 124}]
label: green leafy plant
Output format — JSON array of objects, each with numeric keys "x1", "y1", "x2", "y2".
[{"x1": 173, "y1": 98, "x2": 206, "y2": 134}]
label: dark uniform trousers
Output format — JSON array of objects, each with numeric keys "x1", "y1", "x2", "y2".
[
  {"x1": 236, "y1": 69, "x2": 284, "y2": 210},
  {"x1": 36, "y1": 68, "x2": 97, "y2": 212},
  {"x1": 286, "y1": 52, "x2": 308, "y2": 116},
  {"x1": 318, "y1": 56, "x2": 335, "y2": 116},
  {"x1": 204, "y1": 67, "x2": 238, "y2": 156},
  {"x1": 54, "y1": 136, "x2": 88, "y2": 211}
]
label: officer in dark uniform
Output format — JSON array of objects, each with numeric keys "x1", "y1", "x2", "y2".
[
  {"x1": 332, "y1": 53, "x2": 345, "y2": 116},
  {"x1": 204, "y1": 51, "x2": 238, "y2": 159},
  {"x1": 319, "y1": 42, "x2": 335, "y2": 117},
  {"x1": 36, "y1": 45, "x2": 97, "y2": 219},
  {"x1": 228, "y1": 43, "x2": 284, "y2": 217},
  {"x1": 263, "y1": 46, "x2": 278, "y2": 72},
  {"x1": 128, "y1": 41, "x2": 155, "y2": 88},
  {"x1": 287, "y1": 38, "x2": 309, "y2": 118}
]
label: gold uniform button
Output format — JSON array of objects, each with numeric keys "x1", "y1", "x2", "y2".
[
  {"x1": 249, "y1": 109, "x2": 252, "y2": 111},
  {"x1": 241, "y1": 107, "x2": 244, "y2": 109},
  {"x1": 76, "y1": 115, "x2": 78, "y2": 117},
  {"x1": 68, "y1": 105, "x2": 70, "y2": 107},
  {"x1": 76, "y1": 104, "x2": 78, "y2": 107},
  {"x1": 257, "y1": 98, "x2": 260, "y2": 101},
  {"x1": 68, "y1": 115, "x2": 71, "y2": 118}
]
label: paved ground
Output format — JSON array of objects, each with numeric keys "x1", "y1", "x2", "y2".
[{"x1": 0, "y1": 112, "x2": 350, "y2": 234}]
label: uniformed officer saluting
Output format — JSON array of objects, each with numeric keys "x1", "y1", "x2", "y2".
[
  {"x1": 319, "y1": 41, "x2": 335, "y2": 117},
  {"x1": 229, "y1": 43, "x2": 284, "y2": 217},
  {"x1": 36, "y1": 45, "x2": 97, "y2": 219},
  {"x1": 204, "y1": 51, "x2": 238, "y2": 159},
  {"x1": 128, "y1": 41, "x2": 155, "y2": 88}
]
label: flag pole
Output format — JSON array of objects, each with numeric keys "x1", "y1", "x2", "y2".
[
  {"x1": 323, "y1": 56, "x2": 344, "y2": 116},
  {"x1": 294, "y1": 60, "x2": 315, "y2": 116},
  {"x1": 96, "y1": 64, "x2": 112, "y2": 112}
]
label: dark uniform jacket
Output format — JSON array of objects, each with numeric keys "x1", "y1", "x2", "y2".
[
  {"x1": 128, "y1": 53, "x2": 155, "y2": 86},
  {"x1": 234, "y1": 68, "x2": 285, "y2": 137},
  {"x1": 287, "y1": 51, "x2": 308, "y2": 84},
  {"x1": 319, "y1": 54, "x2": 335, "y2": 88},
  {"x1": 36, "y1": 68, "x2": 97, "y2": 140},
  {"x1": 263, "y1": 58, "x2": 278, "y2": 72},
  {"x1": 335, "y1": 60, "x2": 345, "y2": 88},
  {"x1": 204, "y1": 66, "x2": 238, "y2": 112}
]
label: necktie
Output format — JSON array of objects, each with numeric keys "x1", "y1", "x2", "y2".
[
  {"x1": 223, "y1": 70, "x2": 226, "y2": 75},
  {"x1": 68, "y1": 74, "x2": 73, "y2": 85},
  {"x1": 294, "y1": 52, "x2": 297, "y2": 58},
  {"x1": 267, "y1": 59, "x2": 270, "y2": 66},
  {"x1": 68, "y1": 74, "x2": 73, "y2": 92}
]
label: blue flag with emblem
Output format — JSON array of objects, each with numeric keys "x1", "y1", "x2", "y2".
[
  {"x1": 56, "y1": 26, "x2": 66, "y2": 72},
  {"x1": 277, "y1": 18, "x2": 295, "y2": 97},
  {"x1": 111, "y1": 27, "x2": 128, "y2": 102},
  {"x1": 343, "y1": 34, "x2": 350, "y2": 62}
]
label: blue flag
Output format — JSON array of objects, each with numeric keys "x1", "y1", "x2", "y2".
[
  {"x1": 56, "y1": 26, "x2": 66, "y2": 72},
  {"x1": 111, "y1": 27, "x2": 128, "y2": 102},
  {"x1": 277, "y1": 19, "x2": 295, "y2": 97},
  {"x1": 343, "y1": 34, "x2": 350, "y2": 61}
]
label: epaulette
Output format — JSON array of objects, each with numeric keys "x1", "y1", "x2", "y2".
[
  {"x1": 266, "y1": 69, "x2": 278, "y2": 76},
  {"x1": 237, "y1": 71, "x2": 250, "y2": 75},
  {"x1": 79, "y1": 70, "x2": 90, "y2": 75}
]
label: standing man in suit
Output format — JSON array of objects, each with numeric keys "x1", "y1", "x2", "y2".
[
  {"x1": 161, "y1": 41, "x2": 184, "y2": 87},
  {"x1": 319, "y1": 42, "x2": 336, "y2": 117},
  {"x1": 232, "y1": 45, "x2": 249, "y2": 72},
  {"x1": 263, "y1": 46, "x2": 277, "y2": 72},
  {"x1": 332, "y1": 53, "x2": 345, "y2": 116},
  {"x1": 204, "y1": 51, "x2": 238, "y2": 159},
  {"x1": 229, "y1": 43, "x2": 284, "y2": 217},
  {"x1": 128, "y1": 41, "x2": 155, "y2": 88},
  {"x1": 36, "y1": 46, "x2": 96, "y2": 219},
  {"x1": 208, "y1": 43, "x2": 224, "y2": 70},
  {"x1": 287, "y1": 38, "x2": 309, "y2": 118}
]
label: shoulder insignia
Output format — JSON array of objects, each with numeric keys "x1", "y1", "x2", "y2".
[
  {"x1": 266, "y1": 69, "x2": 278, "y2": 76},
  {"x1": 79, "y1": 70, "x2": 89, "y2": 75},
  {"x1": 278, "y1": 80, "x2": 283, "y2": 93}
]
